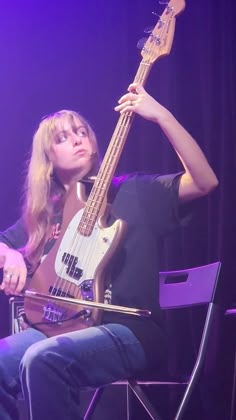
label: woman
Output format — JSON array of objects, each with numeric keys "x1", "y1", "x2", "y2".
[{"x1": 0, "y1": 83, "x2": 218, "y2": 419}]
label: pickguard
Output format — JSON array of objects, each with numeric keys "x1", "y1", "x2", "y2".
[{"x1": 55, "y1": 207, "x2": 119, "y2": 286}]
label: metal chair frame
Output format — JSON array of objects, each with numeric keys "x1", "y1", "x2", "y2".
[{"x1": 84, "y1": 261, "x2": 221, "y2": 420}]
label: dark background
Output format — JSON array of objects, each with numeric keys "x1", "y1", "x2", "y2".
[{"x1": 0, "y1": 0, "x2": 235, "y2": 419}]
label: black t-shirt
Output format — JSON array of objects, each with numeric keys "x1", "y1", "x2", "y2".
[
  {"x1": 0, "y1": 173, "x2": 189, "y2": 369},
  {"x1": 102, "y1": 173, "x2": 189, "y2": 369}
]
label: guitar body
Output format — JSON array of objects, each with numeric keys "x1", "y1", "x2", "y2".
[{"x1": 24, "y1": 182, "x2": 126, "y2": 337}]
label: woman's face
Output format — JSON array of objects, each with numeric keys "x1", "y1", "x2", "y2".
[{"x1": 49, "y1": 116, "x2": 94, "y2": 185}]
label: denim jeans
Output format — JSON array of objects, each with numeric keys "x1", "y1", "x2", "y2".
[
  {"x1": 0, "y1": 327, "x2": 46, "y2": 420},
  {"x1": 0, "y1": 324, "x2": 147, "y2": 420}
]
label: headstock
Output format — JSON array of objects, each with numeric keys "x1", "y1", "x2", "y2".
[{"x1": 141, "y1": 0, "x2": 186, "y2": 63}]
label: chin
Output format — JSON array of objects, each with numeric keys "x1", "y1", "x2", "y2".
[{"x1": 74, "y1": 162, "x2": 93, "y2": 179}]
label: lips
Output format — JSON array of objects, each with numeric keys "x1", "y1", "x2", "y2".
[{"x1": 74, "y1": 149, "x2": 86, "y2": 156}]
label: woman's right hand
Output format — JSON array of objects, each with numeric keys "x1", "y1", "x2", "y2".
[{"x1": 0, "y1": 244, "x2": 27, "y2": 295}]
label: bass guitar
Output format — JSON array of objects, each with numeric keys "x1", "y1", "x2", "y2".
[{"x1": 24, "y1": 0, "x2": 185, "y2": 337}]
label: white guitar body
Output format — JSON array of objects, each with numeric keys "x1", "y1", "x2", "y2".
[{"x1": 55, "y1": 208, "x2": 121, "y2": 287}]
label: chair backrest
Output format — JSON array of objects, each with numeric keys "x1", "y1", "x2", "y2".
[{"x1": 159, "y1": 262, "x2": 221, "y2": 309}]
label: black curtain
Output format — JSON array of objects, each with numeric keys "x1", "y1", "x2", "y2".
[{"x1": 0, "y1": 0, "x2": 235, "y2": 418}]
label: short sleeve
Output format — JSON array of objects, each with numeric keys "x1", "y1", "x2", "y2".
[{"x1": 0, "y1": 218, "x2": 28, "y2": 250}]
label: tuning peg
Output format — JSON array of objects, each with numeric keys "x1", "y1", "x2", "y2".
[
  {"x1": 151, "y1": 12, "x2": 166, "y2": 27},
  {"x1": 158, "y1": 1, "x2": 173, "y2": 13},
  {"x1": 137, "y1": 37, "x2": 148, "y2": 50},
  {"x1": 152, "y1": 12, "x2": 161, "y2": 18},
  {"x1": 144, "y1": 26, "x2": 154, "y2": 34}
]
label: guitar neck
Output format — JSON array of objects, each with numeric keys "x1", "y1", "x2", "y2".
[
  {"x1": 97, "y1": 62, "x2": 152, "y2": 187},
  {"x1": 79, "y1": 61, "x2": 152, "y2": 236},
  {"x1": 99, "y1": 60, "x2": 152, "y2": 181}
]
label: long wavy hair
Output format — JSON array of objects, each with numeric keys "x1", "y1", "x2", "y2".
[{"x1": 22, "y1": 110, "x2": 100, "y2": 266}]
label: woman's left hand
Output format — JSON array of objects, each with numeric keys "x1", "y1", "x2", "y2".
[{"x1": 114, "y1": 83, "x2": 168, "y2": 124}]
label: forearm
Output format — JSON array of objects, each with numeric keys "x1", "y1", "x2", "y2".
[
  {"x1": 154, "y1": 109, "x2": 219, "y2": 200},
  {"x1": 116, "y1": 83, "x2": 218, "y2": 201}
]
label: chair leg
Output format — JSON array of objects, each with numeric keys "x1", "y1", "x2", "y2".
[
  {"x1": 128, "y1": 380, "x2": 163, "y2": 420},
  {"x1": 83, "y1": 387, "x2": 104, "y2": 420},
  {"x1": 174, "y1": 304, "x2": 216, "y2": 420},
  {"x1": 126, "y1": 384, "x2": 132, "y2": 420},
  {"x1": 230, "y1": 347, "x2": 236, "y2": 420}
]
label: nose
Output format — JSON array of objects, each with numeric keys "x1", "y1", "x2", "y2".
[{"x1": 71, "y1": 132, "x2": 82, "y2": 146}]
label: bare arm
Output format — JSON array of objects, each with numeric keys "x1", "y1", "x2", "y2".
[
  {"x1": 115, "y1": 83, "x2": 218, "y2": 202},
  {"x1": 0, "y1": 242, "x2": 27, "y2": 295}
]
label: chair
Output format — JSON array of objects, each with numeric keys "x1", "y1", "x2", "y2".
[
  {"x1": 83, "y1": 261, "x2": 221, "y2": 420},
  {"x1": 224, "y1": 306, "x2": 236, "y2": 420}
]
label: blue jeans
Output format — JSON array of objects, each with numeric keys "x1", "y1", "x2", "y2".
[{"x1": 0, "y1": 324, "x2": 147, "y2": 420}]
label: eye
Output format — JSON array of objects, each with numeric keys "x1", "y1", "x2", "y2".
[
  {"x1": 56, "y1": 134, "x2": 67, "y2": 143},
  {"x1": 76, "y1": 127, "x2": 88, "y2": 137}
]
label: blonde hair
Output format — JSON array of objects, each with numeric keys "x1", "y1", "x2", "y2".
[{"x1": 22, "y1": 110, "x2": 100, "y2": 266}]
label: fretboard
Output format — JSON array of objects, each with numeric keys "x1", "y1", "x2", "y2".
[{"x1": 79, "y1": 60, "x2": 152, "y2": 236}]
